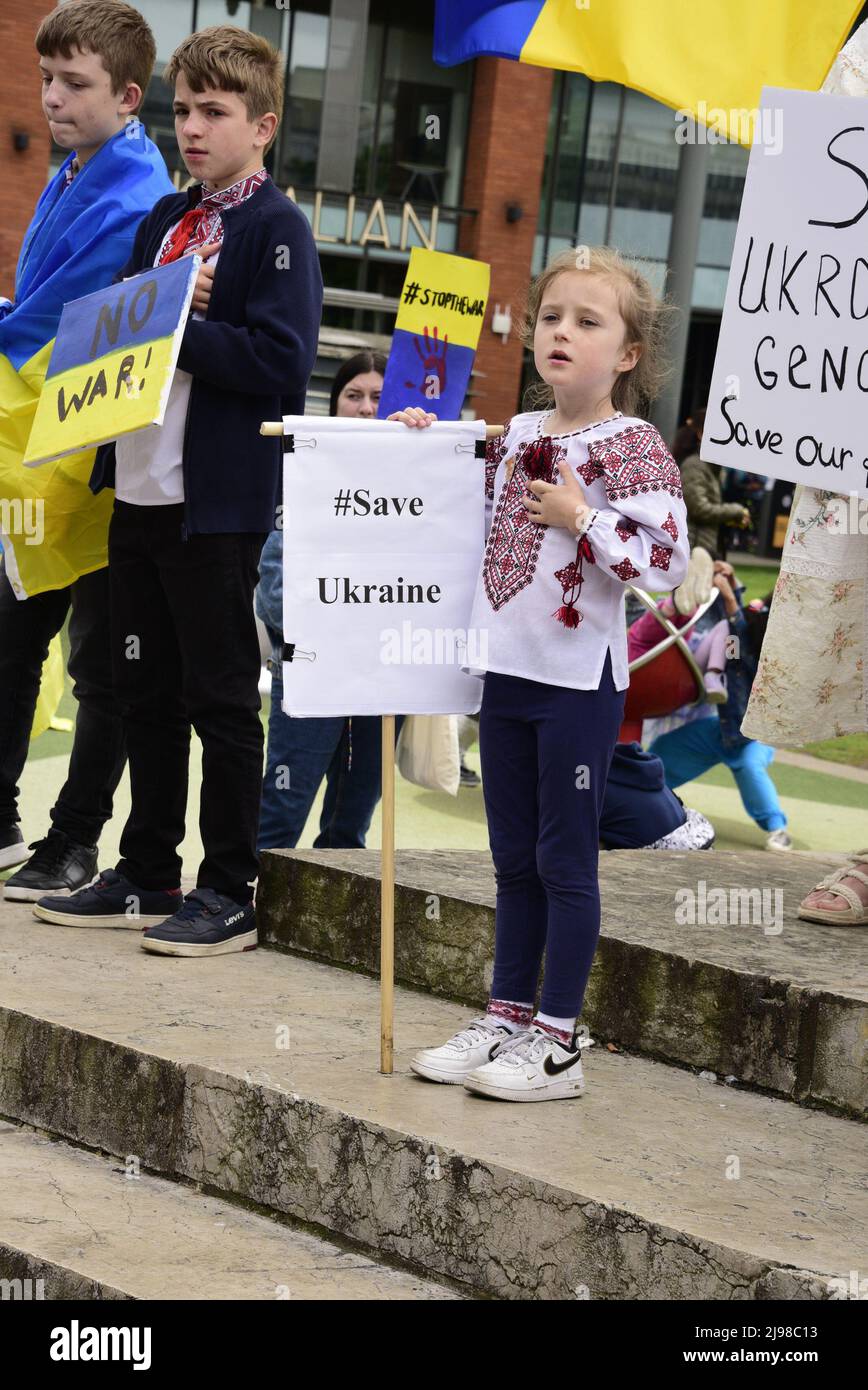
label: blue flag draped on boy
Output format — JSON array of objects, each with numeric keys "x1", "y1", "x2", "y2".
[{"x1": 0, "y1": 120, "x2": 173, "y2": 598}]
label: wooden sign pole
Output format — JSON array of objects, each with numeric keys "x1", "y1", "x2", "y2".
[
  {"x1": 259, "y1": 419, "x2": 505, "y2": 1077},
  {"x1": 380, "y1": 715, "x2": 396, "y2": 1074}
]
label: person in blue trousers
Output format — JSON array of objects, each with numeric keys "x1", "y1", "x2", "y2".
[
  {"x1": 257, "y1": 351, "x2": 403, "y2": 851},
  {"x1": 648, "y1": 570, "x2": 791, "y2": 851}
]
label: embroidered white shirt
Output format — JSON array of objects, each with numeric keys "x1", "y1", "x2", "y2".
[{"x1": 463, "y1": 410, "x2": 690, "y2": 692}]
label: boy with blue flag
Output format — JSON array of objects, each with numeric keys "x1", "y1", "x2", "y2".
[{"x1": 0, "y1": 0, "x2": 172, "y2": 899}]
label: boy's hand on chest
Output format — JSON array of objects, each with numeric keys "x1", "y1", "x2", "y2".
[
  {"x1": 186, "y1": 241, "x2": 221, "y2": 316},
  {"x1": 523, "y1": 459, "x2": 590, "y2": 533}
]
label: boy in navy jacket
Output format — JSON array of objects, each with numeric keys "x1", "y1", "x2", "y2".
[{"x1": 35, "y1": 26, "x2": 323, "y2": 955}]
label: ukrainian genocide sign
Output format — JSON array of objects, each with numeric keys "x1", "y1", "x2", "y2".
[
  {"x1": 377, "y1": 247, "x2": 490, "y2": 420},
  {"x1": 24, "y1": 258, "x2": 198, "y2": 467},
  {"x1": 705, "y1": 88, "x2": 868, "y2": 498},
  {"x1": 280, "y1": 416, "x2": 486, "y2": 716}
]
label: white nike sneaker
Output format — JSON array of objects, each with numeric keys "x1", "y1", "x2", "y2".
[
  {"x1": 463, "y1": 1026, "x2": 592, "y2": 1102},
  {"x1": 410, "y1": 1016, "x2": 512, "y2": 1084}
]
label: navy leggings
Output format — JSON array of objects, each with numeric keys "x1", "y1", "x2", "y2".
[{"x1": 479, "y1": 654, "x2": 625, "y2": 1017}]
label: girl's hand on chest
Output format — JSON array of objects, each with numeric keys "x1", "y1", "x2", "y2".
[{"x1": 523, "y1": 459, "x2": 591, "y2": 532}]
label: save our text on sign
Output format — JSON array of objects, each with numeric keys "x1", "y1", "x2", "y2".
[{"x1": 710, "y1": 121, "x2": 868, "y2": 485}]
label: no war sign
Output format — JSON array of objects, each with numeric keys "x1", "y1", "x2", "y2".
[
  {"x1": 705, "y1": 87, "x2": 868, "y2": 498},
  {"x1": 24, "y1": 257, "x2": 198, "y2": 467}
]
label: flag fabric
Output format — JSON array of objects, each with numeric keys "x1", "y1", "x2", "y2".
[
  {"x1": 433, "y1": 0, "x2": 864, "y2": 145},
  {"x1": 0, "y1": 122, "x2": 173, "y2": 598}
]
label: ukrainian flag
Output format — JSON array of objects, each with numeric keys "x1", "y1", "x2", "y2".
[
  {"x1": 0, "y1": 123, "x2": 172, "y2": 598},
  {"x1": 434, "y1": 0, "x2": 863, "y2": 145}
]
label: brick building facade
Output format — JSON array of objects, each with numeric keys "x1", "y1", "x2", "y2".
[
  {"x1": 0, "y1": 0, "x2": 54, "y2": 300},
  {"x1": 1, "y1": 4, "x2": 550, "y2": 423}
]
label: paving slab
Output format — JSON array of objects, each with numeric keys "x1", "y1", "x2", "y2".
[
  {"x1": 257, "y1": 849, "x2": 868, "y2": 1119},
  {"x1": 0, "y1": 1121, "x2": 462, "y2": 1301},
  {"x1": 0, "y1": 903, "x2": 866, "y2": 1300}
]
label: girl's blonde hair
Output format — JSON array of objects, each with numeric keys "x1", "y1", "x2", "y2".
[{"x1": 519, "y1": 246, "x2": 676, "y2": 418}]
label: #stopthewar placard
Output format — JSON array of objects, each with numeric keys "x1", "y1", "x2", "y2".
[
  {"x1": 279, "y1": 416, "x2": 488, "y2": 717},
  {"x1": 705, "y1": 86, "x2": 868, "y2": 498}
]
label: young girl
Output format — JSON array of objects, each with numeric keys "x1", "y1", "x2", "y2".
[{"x1": 391, "y1": 246, "x2": 689, "y2": 1102}]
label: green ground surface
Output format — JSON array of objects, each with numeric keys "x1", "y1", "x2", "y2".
[
  {"x1": 7, "y1": 698, "x2": 865, "y2": 882},
  {"x1": 10, "y1": 557, "x2": 865, "y2": 876}
]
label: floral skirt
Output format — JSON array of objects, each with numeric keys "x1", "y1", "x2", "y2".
[{"x1": 742, "y1": 487, "x2": 867, "y2": 746}]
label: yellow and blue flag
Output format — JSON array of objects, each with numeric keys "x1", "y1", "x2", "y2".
[
  {"x1": 433, "y1": 0, "x2": 863, "y2": 145},
  {"x1": 0, "y1": 122, "x2": 173, "y2": 598}
]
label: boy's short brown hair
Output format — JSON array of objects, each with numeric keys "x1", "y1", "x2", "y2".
[
  {"x1": 164, "y1": 26, "x2": 285, "y2": 154},
  {"x1": 36, "y1": 0, "x2": 157, "y2": 114}
]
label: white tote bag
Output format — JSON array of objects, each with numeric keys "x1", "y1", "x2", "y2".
[{"x1": 396, "y1": 715, "x2": 460, "y2": 796}]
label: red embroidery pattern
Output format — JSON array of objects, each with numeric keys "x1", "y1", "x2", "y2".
[
  {"x1": 610, "y1": 557, "x2": 641, "y2": 581},
  {"x1": 650, "y1": 542, "x2": 674, "y2": 571},
  {"x1": 576, "y1": 456, "x2": 604, "y2": 487},
  {"x1": 588, "y1": 425, "x2": 683, "y2": 503},
  {"x1": 488, "y1": 998, "x2": 533, "y2": 1027},
  {"x1": 157, "y1": 168, "x2": 268, "y2": 265},
  {"x1": 483, "y1": 439, "x2": 564, "y2": 611},
  {"x1": 615, "y1": 517, "x2": 639, "y2": 543},
  {"x1": 484, "y1": 418, "x2": 511, "y2": 500},
  {"x1": 553, "y1": 536, "x2": 595, "y2": 628},
  {"x1": 661, "y1": 511, "x2": 679, "y2": 541}
]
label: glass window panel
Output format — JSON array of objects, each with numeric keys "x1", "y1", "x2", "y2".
[
  {"x1": 366, "y1": 3, "x2": 471, "y2": 206},
  {"x1": 132, "y1": 1, "x2": 194, "y2": 65},
  {"x1": 195, "y1": 1, "x2": 252, "y2": 32},
  {"x1": 279, "y1": 3, "x2": 330, "y2": 187},
  {"x1": 549, "y1": 74, "x2": 591, "y2": 239}
]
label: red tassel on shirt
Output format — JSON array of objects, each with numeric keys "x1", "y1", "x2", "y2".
[{"x1": 552, "y1": 534, "x2": 595, "y2": 629}]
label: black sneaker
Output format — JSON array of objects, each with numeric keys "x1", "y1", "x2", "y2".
[
  {"x1": 459, "y1": 761, "x2": 481, "y2": 788},
  {"x1": 141, "y1": 889, "x2": 257, "y2": 958},
  {"x1": 33, "y1": 867, "x2": 183, "y2": 929},
  {"x1": 0, "y1": 826, "x2": 28, "y2": 872},
  {"x1": 4, "y1": 829, "x2": 98, "y2": 902}
]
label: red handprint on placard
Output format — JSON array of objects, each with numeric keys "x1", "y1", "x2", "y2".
[{"x1": 405, "y1": 325, "x2": 448, "y2": 400}]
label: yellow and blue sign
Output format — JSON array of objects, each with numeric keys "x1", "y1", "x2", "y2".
[
  {"x1": 24, "y1": 257, "x2": 198, "y2": 468},
  {"x1": 377, "y1": 247, "x2": 490, "y2": 420},
  {"x1": 434, "y1": 0, "x2": 863, "y2": 147}
]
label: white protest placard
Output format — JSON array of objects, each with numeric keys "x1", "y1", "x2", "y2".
[
  {"x1": 280, "y1": 417, "x2": 486, "y2": 716},
  {"x1": 704, "y1": 87, "x2": 868, "y2": 498}
]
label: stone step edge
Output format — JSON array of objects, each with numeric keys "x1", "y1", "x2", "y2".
[
  {"x1": 0, "y1": 1117, "x2": 473, "y2": 1303},
  {"x1": 0, "y1": 1245, "x2": 128, "y2": 1301},
  {"x1": 257, "y1": 856, "x2": 867, "y2": 1123},
  {"x1": 0, "y1": 1004, "x2": 842, "y2": 1302}
]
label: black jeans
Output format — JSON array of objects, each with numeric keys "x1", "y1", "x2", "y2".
[
  {"x1": 0, "y1": 562, "x2": 126, "y2": 843},
  {"x1": 108, "y1": 502, "x2": 265, "y2": 899}
]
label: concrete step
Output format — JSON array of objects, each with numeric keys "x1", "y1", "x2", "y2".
[
  {"x1": 1, "y1": 901, "x2": 866, "y2": 1300},
  {"x1": 0, "y1": 1120, "x2": 463, "y2": 1301},
  {"x1": 257, "y1": 849, "x2": 868, "y2": 1120}
]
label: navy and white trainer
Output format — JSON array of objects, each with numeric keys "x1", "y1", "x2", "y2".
[
  {"x1": 140, "y1": 889, "x2": 257, "y2": 957},
  {"x1": 463, "y1": 1026, "x2": 592, "y2": 1102},
  {"x1": 410, "y1": 1016, "x2": 511, "y2": 1084},
  {"x1": 33, "y1": 868, "x2": 182, "y2": 929}
]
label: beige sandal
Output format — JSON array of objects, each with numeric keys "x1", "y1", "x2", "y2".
[{"x1": 797, "y1": 851, "x2": 868, "y2": 926}]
